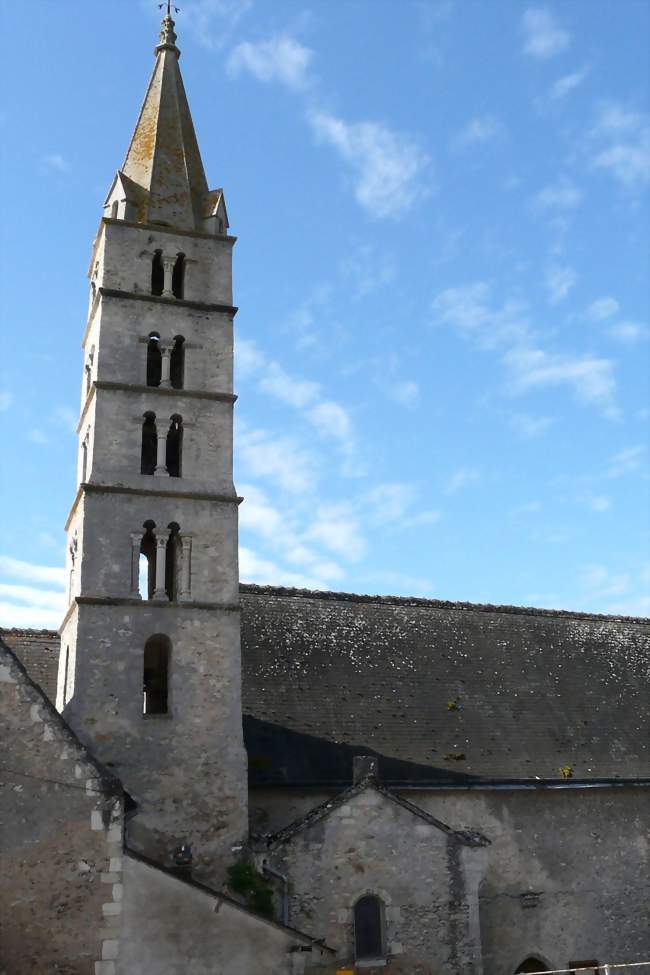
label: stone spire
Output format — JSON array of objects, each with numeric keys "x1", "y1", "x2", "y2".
[{"x1": 119, "y1": 11, "x2": 210, "y2": 231}]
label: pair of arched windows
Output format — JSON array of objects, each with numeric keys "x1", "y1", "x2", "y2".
[
  {"x1": 146, "y1": 333, "x2": 185, "y2": 389},
  {"x1": 151, "y1": 250, "x2": 185, "y2": 299},
  {"x1": 139, "y1": 521, "x2": 182, "y2": 601},
  {"x1": 141, "y1": 413, "x2": 182, "y2": 477},
  {"x1": 143, "y1": 634, "x2": 170, "y2": 715}
]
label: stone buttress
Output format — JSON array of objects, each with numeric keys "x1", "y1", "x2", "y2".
[{"x1": 58, "y1": 12, "x2": 247, "y2": 886}]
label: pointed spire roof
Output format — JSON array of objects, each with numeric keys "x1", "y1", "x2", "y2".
[{"x1": 119, "y1": 12, "x2": 211, "y2": 231}]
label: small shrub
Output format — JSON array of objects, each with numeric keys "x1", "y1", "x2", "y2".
[{"x1": 227, "y1": 859, "x2": 275, "y2": 919}]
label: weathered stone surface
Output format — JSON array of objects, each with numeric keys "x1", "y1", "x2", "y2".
[{"x1": 0, "y1": 639, "x2": 124, "y2": 975}]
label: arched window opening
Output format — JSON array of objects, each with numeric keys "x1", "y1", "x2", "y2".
[
  {"x1": 84, "y1": 364, "x2": 92, "y2": 396},
  {"x1": 143, "y1": 634, "x2": 170, "y2": 715},
  {"x1": 354, "y1": 895, "x2": 384, "y2": 961},
  {"x1": 165, "y1": 523, "x2": 181, "y2": 600},
  {"x1": 516, "y1": 961, "x2": 548, "y2": 974},
  {"x1": 90, "y1": 281, "x2": 96, "y2": 305},
  {"x1": 166, "y1": 415, "x2": 182, "y2": 477},
  {"x1": 151, "y1": 249, "x2": 164, "y2": 296},
  {"x1": 218, "y1": 218, "x2": 224, "y2": 234},
  {"x1": 140, "y1": 521, "x2": 157, "y2": 600},
  {"x1": 81, "y1": 439, "x2": 88, "y2": 482},
  {"x1": 146, "y1": 333, "x2": 162, "y2": 387},
  {"x1": 170, "y1": 335, "x2": 185, "y2": 389},
  {"x1": 141, "y1": 412, "x2": 157, "y2": 475},
  {"x1": 172, "y1": 253, "x2": 185, "y2": 299},
  {"x1": 110, "y1": 200, "x2": 119, "y2": 219}
]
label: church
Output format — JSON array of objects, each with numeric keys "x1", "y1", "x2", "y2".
[{"x1": 1, "y1": 11, "x2": 649, "y2": 975}]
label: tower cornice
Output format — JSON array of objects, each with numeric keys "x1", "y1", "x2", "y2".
[{"x1": 64, "y1": 483, "x2": 243, "y2": 532}]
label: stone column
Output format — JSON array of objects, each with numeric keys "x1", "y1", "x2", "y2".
[
  {"x1": 153, "y1": 530, "x2": 170, "y2": 600},
  {"x1": 130, "y1": 533, "x2": 142, "y2": 598},
  {"x1": 162, "y1": 257, "x2": 175, "y2": 298},
  {"x1": 159, "y1": 346, "x2": 172, "y2": 388},
  {"x1": 178, "y1": 534, "x2": 193, "y2": 602},
  {"x1": 154, "y1": 424, "x2": 169, "y2": 476}
]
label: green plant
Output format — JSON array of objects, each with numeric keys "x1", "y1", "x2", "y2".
[{"x1": 226, "y1": 859, "x2": 275, "y2": 919}]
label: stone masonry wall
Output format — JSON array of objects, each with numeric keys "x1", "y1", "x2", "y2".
[
  {"x1": 268, "y1": 786, "x2": 487, "y2": 975},
  {"x1": 0, "y1": 641, "x2": 125, "y2": 975}
]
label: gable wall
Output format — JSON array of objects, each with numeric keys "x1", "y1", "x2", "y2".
[
  {"x1": 269, "y1": 788, "x2": 486, "y2": 975},
  {"x1": 0, "y1": 644, "x2": 124, "y2": 975}
]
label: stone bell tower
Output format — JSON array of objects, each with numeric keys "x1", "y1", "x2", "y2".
[{"x1": 57, "y1": 11, "x2": 247, "y2": 885}]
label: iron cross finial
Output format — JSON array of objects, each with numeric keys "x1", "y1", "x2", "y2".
[{"x1": 159, "y1": 1, "x2": 180, "y2": 16}]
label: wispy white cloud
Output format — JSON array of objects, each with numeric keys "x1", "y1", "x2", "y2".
[
  {"x1": 389, "y1": 381, "x2": 420, "y2": 408},
  {"x1": 590, "y1": 102, "x2": 650, "y2": 188},
  {"x1": 454, "y1": 115, "x2": 503, "y2": 149},
  {"x1": 0, "y1": 556, "x2": 65, "y2": 587},
  {"x1": 238, "y1": 427, "x2": 319, "y2": 493},
  {"x1": 432, "y1": 281, "x2": 529, "y2": 349},
  {"x1": 509, "y1": 413, "x2": 553, "y2": 438},
  {"x1": 605, "y1": 444, "x2": 646, "y2": 478},
  {"x1": 308, "y1": 110, "x2": 430, "y2": 219},
  {"x1": 433, "y1": 281, "x2": 619, "y2": 418},
  {"x1": 522, "y1": 7, "x2": 570, "y2": 59},
  {"x1": 533, "y1": 176, "x2": 582, "y2": 212},
  {"x1": 0, "y1": 583, "x2": 65, "y2": 611},
  {"x1": 545, "y1": 264, "x2": 577, "y2": 304},
  {"x1": 259, "y1": 362, "x2": 320, "y2": 408},
  {"x1": 0, "y1": 556, "x2": 65, "y2": 628},
  {"x1": 585, "y1": 495, "x2": 611, "y2": 513},
  {"x1": 239, "y1": 546, "x2": 333, "y2": 591},
  {"x1": 42, "y1": 153, "x2": 69, "y2": 173},
  {"x1": 607, "y1": 321, "x2": 649, "y2": 344},
  {"x1": 308, "y1": 401, "x2": 354, "y2": 451},
  {"x1": 227, "y1": 34, "x2": 313, "y2": 90},
  {"x1": 0, "y1": 602, "x2": 63, "y2": 629},
  {"x1": 587, "y1": 297, "x2": 619, "y2": 321},
  {"x1": 29, "y1": 430, "x2": 50, "y2": 445},
  {"x1": 549, "y1": 68, "x2": 588, "y2": 100},
  {"x1": 365, "y1": 483, "x2": 440, "y2": 529},
  {"x1": 175, "y1": 0, "x2": 252, "y2": 50},
  {"x1": 340, "y1": 243, "x2": 396, "y2": 298},
  {"x1": 504, "y1": 346, "x2": 618, "y2": 417},
  {"x1": 307, "y1": 502, "x2": 367, "y2": 561},
  {"x1": 236, "y1": 338, "x2": 357, "y2": 459},
  {"x1": 445, "y1": 467, "x2": 480, "y2": 495}
]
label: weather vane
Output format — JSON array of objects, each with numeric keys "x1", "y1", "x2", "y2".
[{"x1": 159, "y1": 1, "x2": 180, "y2": 15}]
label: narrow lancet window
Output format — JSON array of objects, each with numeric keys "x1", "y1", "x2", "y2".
[
  {"x1": 166, "y1": 415, "x2": 182, "y2": 477},
  {"x1": 110, "y1": 200, "x2": 119, "y2": 219},
  {"x1": 165, "y1": 523, "x2": 181, "y2": 600},
  {"x1": 354, "y1": 896, "x2": 383, "y2": 961},
  {"x1": 141, "y1": 413, "x2": 157, "y2": 475},
  {"x1": 172, "y1": 253, "x2": 185, "y2": 299},
  {"x1": 151, "y1": 249, "x2": 164, "y2": 296},
  {"x1": 140, "y1": 522, "x2": 157, "y2": 600},
  {"x1": 143, "y1": 634, "x2": 170, "y2": 715},
  {"x1": 170, "y1": 336, "x2": 185, "y2": 389},
  {"x1": 146, "y1": 333, "x2": 162, "y2": 387}
]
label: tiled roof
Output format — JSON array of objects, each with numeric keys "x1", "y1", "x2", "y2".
[{"x1": 240, "y1": 585, "x2": 650, "y2": 784}]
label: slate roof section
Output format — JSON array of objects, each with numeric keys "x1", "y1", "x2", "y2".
[
  {"x1": 1, "y1": 629, "x2": 60, "y2": 704},
  {"x1": 240, "y1": 585, "x2": 650, "y2": 784}
]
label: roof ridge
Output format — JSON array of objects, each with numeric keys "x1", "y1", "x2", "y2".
[{"x1": 239, "y1": 583, "x2": 650, "y2": 623}]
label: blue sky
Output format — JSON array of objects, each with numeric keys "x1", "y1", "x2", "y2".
[{"x1": 1, "y1": 0, "x2": 649, "y2": 628}]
